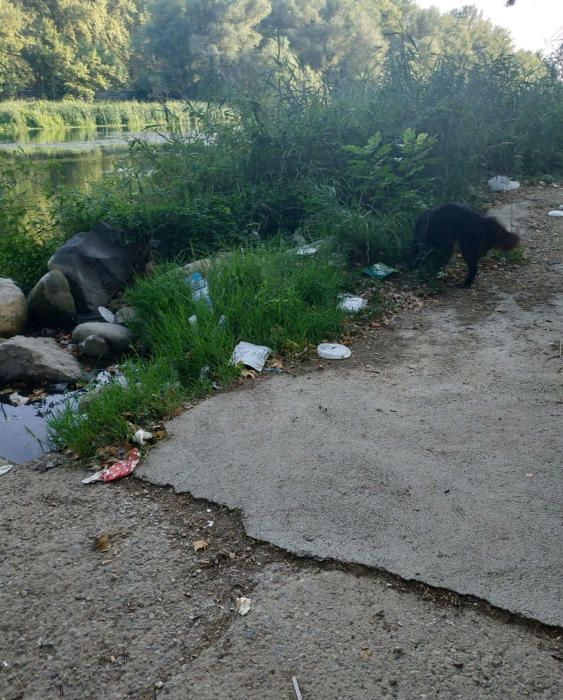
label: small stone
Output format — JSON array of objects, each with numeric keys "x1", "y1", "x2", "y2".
[
  {"x1": 72, "y1": 322, "x2": 134, "y2": 352},
  {"x1": 79, "y1": 334, "x2": 110, "y2": 358}
]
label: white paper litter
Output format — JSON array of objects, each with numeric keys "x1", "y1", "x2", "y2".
[
  {"x1": 230, "y1": 341, "x2": 272, "y2": 372},
  {"x1": 9, "y1": 392, "x2": 29, "y2": 406},
  {"x1": 317, "y1": 343, "x2": 352, "y2": 360},
  {"x1": 338, "y1": 295, "x2": 368, "y2": 313},
  {"x1": 547, "y1": 210, "x2": 563, "y2": 217},
  {"x1": 132, "y1": 429, "x2": 153, "y2": 445},
  {"x1": 0, "y1": 464, "x2": 15, "y2": 476},
  {"x1": 488, "y1": 175, "x2": 520, "y2": 192},
  {"x1": 295, "y1": 245, "x2": 318, "y2": 256},
  {"x1": 236, "y1": 596, "x2": 252, "y2": 616}
]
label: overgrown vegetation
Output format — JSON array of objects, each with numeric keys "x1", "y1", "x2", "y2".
[
  {"x1": 0, "y1": 99, "x2": 194, "y2": 137},
  {"x1": 48, "y1": 247, "x2": 346, "y2": 458}
]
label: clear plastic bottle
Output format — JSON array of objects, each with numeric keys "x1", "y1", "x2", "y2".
[{"x1": 187, "y1": 272, "x2": 213, "y2": 309}]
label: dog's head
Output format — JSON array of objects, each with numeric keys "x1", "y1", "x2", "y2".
[{"x1": 487, "y1": 218, "x2": 520, "y2": 251}]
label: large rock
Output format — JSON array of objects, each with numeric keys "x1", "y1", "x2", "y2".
[
  {"x1": 72, "y1": 322, "x2": 134, "y2": 352},
  {"x1": 27, "y1": 270, "x2": 76, "y2": 328},
  {"x1": 48, "y1": 223, "x2": 135, "y2": 313},
  {"x1": 0, "y1": 278, "x2": 27, "y2": 338},
  {"x1": 0, "y1": 336, "x2": 85, "y2": 386}
]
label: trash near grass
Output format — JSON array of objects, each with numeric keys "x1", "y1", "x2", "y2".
[
  {"x1": 81, "y1": 448, "x2": 141, "y2": 484},
  {"x1": 547, "y1": 210, "x2": 563, "y2": 217},
  {"x1": 362, "y1": 263, "x2": 397, "y2": 280},
  {"x1": 231, "y1": 341, "x2": 272, "y2": 372},
  {"x1": 317, "y1": 343, "x2": 352, "y2": 360},
  {"x1": 488, "y1": 175, "x2": 520, "y2": 192},
  {"x1": 338, "y1": 294, "x2": 368, "y2": 313}
]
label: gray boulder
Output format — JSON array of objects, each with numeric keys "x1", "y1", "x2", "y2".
[
  {"x1": 79, "y1": 334, "x2": 110, "y2": 358},
  {"x1": 27, "y1": 270, "x2": 76, "y2": 328},
  {"x1": 0, "y1": 278, "x2": 27, "y2": 338},
  {"x1": 72, "y1": 322, "x2": 134, "y2": 352},
  {"x1": 0, "y1": 336, "x2": 85, "y2": 386},
  {"x1": 48, "y1": 222, "x2": 135, "y2": 312}
]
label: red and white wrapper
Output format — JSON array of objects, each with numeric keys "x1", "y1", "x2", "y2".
[{"x1": 82, "y1": 449, "x2": 141, "y2": 484}]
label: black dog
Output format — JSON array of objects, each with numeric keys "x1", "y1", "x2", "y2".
[{"x1": 409, "y1": 203, "x2": 520, "y2": 287}]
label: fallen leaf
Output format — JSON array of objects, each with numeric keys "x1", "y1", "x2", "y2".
[
  {"x1": 240, "y1": 368, "x2": 257, "y2": 379},
  {"x1": 193, "y1": 539, "x2": 208, "y2": 552},
  {"x1": 94, "y1": 534, "x2": 110, "y2": 552},
  {"x1": 359, "y1": 647, "x2": 372, "y2": 661}
]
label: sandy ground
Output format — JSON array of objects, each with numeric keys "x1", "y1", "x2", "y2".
[{"x1": 1, "y1": 185, "x2": 562, "y2": 699}]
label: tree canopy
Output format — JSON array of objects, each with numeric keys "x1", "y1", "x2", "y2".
[{"x1": 0, "y1": 0, "x2": 551, "y2": 99}]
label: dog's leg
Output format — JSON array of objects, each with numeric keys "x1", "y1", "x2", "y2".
[{"x1": 459, "y1": 242, "x2": 479, "y2": 287}]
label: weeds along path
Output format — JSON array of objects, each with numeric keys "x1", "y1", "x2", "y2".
[{"x1": 138, "y1": 186, "x2": 563, "y2": 626}]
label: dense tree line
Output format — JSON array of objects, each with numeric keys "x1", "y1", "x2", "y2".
[{"x1": 0, "y1": 0, "x2": 548, "y2": 99}]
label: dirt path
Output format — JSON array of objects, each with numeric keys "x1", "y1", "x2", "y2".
[
  {"x1": 137, "y1": 187, "x2": 563, "y2": 626},
  {"x1": 1, "y1": 186, "x2": 562, "y2": 699}
]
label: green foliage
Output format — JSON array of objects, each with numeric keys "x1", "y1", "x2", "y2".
[
  {"x1": 0, "y1": 160, "x2": 64, "y2": 292},
  {"x1": 47, "y1": 358, "x2": 186, "y2": 459},
  {"x1": 0, "y1": 99, "x2": 193, "y2": 137},
  {"x1": 49, "y1": 244, "x2": 346, "y2": 458},
  {"x1": 125, "y1": 243, "x2": 346, "y2": 383}
]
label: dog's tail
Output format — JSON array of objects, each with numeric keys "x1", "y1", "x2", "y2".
[{"x1": 489, "y1": 218, "x2": 520, "y2": 251}]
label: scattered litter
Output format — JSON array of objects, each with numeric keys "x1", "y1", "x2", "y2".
[
  {"x1": 187, "y1": 272, "x2": 213, "y2": 309},
  {"x1": 292, "y1": 676, "x2": 303, "y2": 700},
  {"x1": 132, "y1": 429, "x2": 153, "y2": 446},
  {"x1": 199, "y1": 365, "x2": 210, "y2": 381},
  {"x1": 236, "y1": 596, "x2": 252, "y2": 616},
  {"x1": 218, "y1": 314, "x2": 226, "y2": 329},
  {"x1": 295, "y1": 244, "x2": 318, "y2": 256},
  {"x1": 338, "y1": 294, "x2": 368, "y2": 313},
  {"x1": 81, "y1": 448, "x2": 141, "y2": 484},
  {"x1": 488, "y1": 175, "x2": 520, "y2": 192},
  {"x1": 98, "y1": 306, "x2": 116, "y2": 324},
  {"x1": 188, "y1": 314, "x2": 198, "y2": 326},
  {"x1": 231, "y1": 341, "x2": 272, "y2": 372},
  {"x1": 193, "y1": 539, "x2": 208, "y2": 552},
  {"x1": 547, "y1": 210, "x2": 563, "y2": 217},
  {"x1": 362, "y1": 263, "x2": 397, "y2": 280},
  {"x1": 317, "y1": 343, "x2": 352, "y2": 360},
  {"x1": 91, "y1": 368, "x2": 128, "y2": 391},
  {"x1": 0, "y1": 464, "x2": 14, "y2": 476},
  {"x1": 9, "y1": 392, "x2": 29, "y2": 407}
]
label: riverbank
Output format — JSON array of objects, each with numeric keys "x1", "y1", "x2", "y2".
[{"x1": 0, "y1": 99, "x2": 197, "y2": 138}]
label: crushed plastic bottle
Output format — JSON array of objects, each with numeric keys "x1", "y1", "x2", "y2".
[{"x1": 187, "y1": 272, "x2": 213, "y2": 309}]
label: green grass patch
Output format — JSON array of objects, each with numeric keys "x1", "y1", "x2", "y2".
[
  {"x1": 48, "y1": 243, "x2": 348, "y2": 459},
  {"x1": 47, "y1": 359, "x2": 186, "y2": 459}
]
